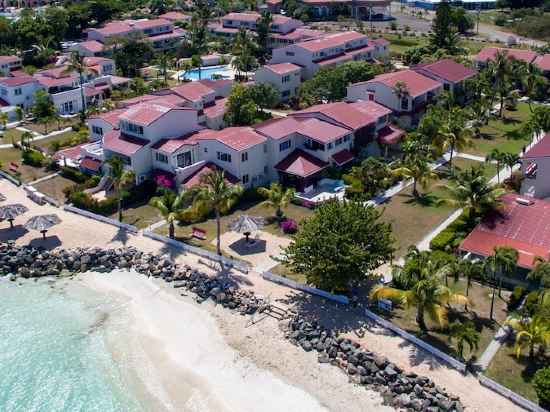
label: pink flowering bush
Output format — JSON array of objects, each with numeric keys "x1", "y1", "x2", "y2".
[{"x1": 281, "y1": 218, "x2": 298, "y2": 234}]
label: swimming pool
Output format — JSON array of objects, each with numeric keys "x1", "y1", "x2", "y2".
[{"x1": 179, "y1": 65, "x2": 233, "y2": 81}]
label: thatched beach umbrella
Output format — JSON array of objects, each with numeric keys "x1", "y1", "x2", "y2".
[
  {"x1": 228, "y1": 215, "x2": 265, "y2": 243},
  {"x1": 0, "y1": 204, "x2": 28, "y2": 228},
  {"x1": 0, "y1": 193, "x2": 6, "y2": 202},
  {"x1": 24, "y1": 214, "x2": 61, "y2": 239}
]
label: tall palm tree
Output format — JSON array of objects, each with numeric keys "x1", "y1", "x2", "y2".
[
  {"x1": 448, "y1": 321, "x2": 480, "y2": 360},
  {"x1": 459, "y1": 259, "x2": 484, "y2": 297},
  {"x1": 485, "y1": 148, "x2": 506, "y2": 184},
  {"x1": 442, "y1": 166, "x2": 505, "y2": 223},
  {"x1": 0, "y1": 112, "x2": 8, "y2": 136},
  {"x1": 149, "y1": 190, "x2": 187, "y2": 239},
  {"x1": 507, "y1": 315, "x2": 550, "y2": 359},
  {"x1": 393, "y1": 81, "x2": 409, "y2": 111},
  {"x1": 489, "y1": 51, "x2": 513, "y2": 118},
  {"x1": 521, "y1": 63, "x2": 547, "y2": 112},
  {"x1": 64, "y1": 51, "x2": 88, "y2": 122},
  {"x1": 20, "y1": 131, "x2": 33, "y2": 149},
  {"x1": 528, "y1": 257, "x2": 550, "y2": 289},
  {"x1": 195, "y1": 170, "x2": 243, "y2": 255},
  {"x1": 371, "y1": 275, "x2": 469, "y2": 331},
  {"x1": 438, "y1": 107, "x2": 473, "y2": 170},
  {"x1": 257, "y1": 182, "x2": 295, "y2": 222},
  {"x1": 106, "y1": 156, "x2": 135, "y2": 222},
  {"x1": 502, "y1": 152, "x2": 520, "y2": 177},
  {"x1": 494, "y1": 246, "x2": 518, "y2": 297},
  {"x1": 393, "y1": 155, "x2": 437, "y2": 198},
  {"x1": 15, "y1": 106, "x2": 24, "y2": 125}
]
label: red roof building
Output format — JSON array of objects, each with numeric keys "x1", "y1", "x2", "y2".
[
  {"x1": 523, "y1": 132, "x2": 550, "y2": 159},
  {"x1": 534, "y1": 54, "x2": 550, "y2": 73},
  {"x1": 181, "y1": 162, "x2": 239, "y2": 189},
  {"x1": 262, "y1": 63, "x2": 302, "y2": 75},
  {"x1": 460, "y1": 194, "x2": 550, "y2": 269},
  {"x1": 103, "y1": 130, "x2": 148, "y2": 156},
  {"x1": 361, "y1": 70, "x2": 442, "y2": 98},
  {"x1": 412, "y1": 59, "x2": 477, "y2": 84},
  {"x1": 474, "y1": 47, "x2": 538, "y2": 65},
  {"x1": 275, "y1": 149, "x2": 328, "y2": 178}
]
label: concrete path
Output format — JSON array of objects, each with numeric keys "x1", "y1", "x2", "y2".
[
  {"x1": 456, "y1": 152, "x2": 487, "y2": 162},
  {"x1": 27, "y1": 172, "x2": 60, "y2": 186},
  {"x1": 264, "y1": 109, "x2": 290, "y2": 118},
  {"x1": 478, "y1": 325, "x2": 512, "y2": 370}
]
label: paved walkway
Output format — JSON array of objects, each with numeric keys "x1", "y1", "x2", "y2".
[
  {"x1": 478, "y1": 325, "x2": 512, "y2": 370},
  {"x1": 27, "y1": 172, "x2": 60, "y2": 186}
]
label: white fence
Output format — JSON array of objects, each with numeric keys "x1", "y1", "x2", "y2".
[
  {"x1": 262, "y1": 271, "x2": 349, "y2": 305},
  {"x1": 142, "y1": 230, "x2": 251, "y2": 273},
  {"x1": 364, "y1": 308, "x2": 467, "y2": 373},
  {"x1": 479, "y1": 374, "x2": 547, "y2": 412},
  {"x1": 0, "y1": 170, "x2": 21, "y2": 186},
  {"x1": 63, "y1": 205, "x2": 139, "y2": 233}
]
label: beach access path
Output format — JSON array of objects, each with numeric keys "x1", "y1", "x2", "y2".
[{"x1": 0, "y1": 178, "x2": 522, "y2": 412}]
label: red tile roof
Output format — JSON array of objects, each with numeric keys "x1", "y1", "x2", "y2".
[
  {"x1": 459, "y1": 194, "x2": 550, "y2": 269},
  {"x1": 120, "y1": 94, "x2": 161, "y2": 107},
  {"x1": 90, "y1": 109, "x2": 126, "y2": 127},
  {"x1": 297, "y1": 31, "x2": 366, "y2": 52},
  {"x1": 523, "y1": 132, "x2": 550, "y2": 159},
  {"x1": 534, "y1": 54, "x2": 550, "y2": 72},
  {"x1": 263, "y1": 63, "x2": 301, "y2": 75},
  {"x1": 121, "y1": 102, "x2": 193, "y2": 126},
  {"x1": 92, "y1": 21, "x2": 133, "y2": 36},
  {"x1": 171, "y1": 82, "x2": 215, "y2": 102},
  {"x1": 275, "y1": 149, "x2": 328, "y2": 177},
  {"x1": 317, "y1": 53, "x2": 353, "y2": 66},
  {"x1": 413, "y1": 59, "x2": 477, "y2": 83},
  {"x1": 0, "y1": 55, "x2": 20, "y2": 64},
  {"x1": 103, "y1": 130, "x2": 148, "y2": 156},
  {"x1": 0, "y1": 75, "x2": 36, "y2": 87},
  {"x1": 350, "y1": 99, "x2": 392, "y2": 119},
  {"x1": 191, "y1": 127, "x2": 266, "y2": 151},
  {"x1": 159, "y1": 11, "x2": 191, "y2": 21},
  {"x1": 151, "y1": 138, "x2": 191, "y2": 153},
  {"x1": 271, "y1": 28, "x2": 324, "y2": 42},
  {"x1": 378, "y1": 125, "x2": 405, "y2": 145},
  {"x1": 181, "y1": 162, "x2": 239, "y2": 189},
  {"x1": 297, "y1": 118, "x2": 349, "y2": 143},
  {"x1": 145, "y1": 28, "x2": 186, "y2": 42},
  {"x1": 203, "y1": 97, "x2": 228, "y2": 119},
  {"x1": 80, "y1": 157, "x2": 102, "y2": 172},
  {"x1": 332, "y1": 149, "x2": 354, "y2": 166},
  {"x1": 361, "y1": 70, "x2": 442, "y2": 97},
  {"x1": 133, "y1": 18, "x2": 172, "y2": 30},
  {"x1": 291, "y1": 101, "x2": 379, "y2": 131},
  {"x1": 370, "y1": 38, "x2": 390, "y2": 47},
  {"x1": 78, "y1": 41, "x2": 105, "y2": 53},
  {"x1": 255, "y1": 117, "x2": 305, "y2": 140},
  {"x1": 474, "y1": 47, "x2": 538, "y2": 64},
  {"x1": 53, "y1": 143, "x2": 87, "y2": 161}
]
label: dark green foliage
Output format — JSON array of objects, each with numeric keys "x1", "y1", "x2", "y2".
[
  {"x1": 224, "y1": 83, "x2": 275, "y2": 126},
  {"x1": 113, "y1": 40, "x2": 155, "y2": 77},
  {"x1": 508, "y1": 286, "x2": 526, "y2": 310},
  {"x1": 533, "y1": 367, "x2": 550, "y2": 408},
  {"x1": 60, "y1": 166, "x2": 88, "y2": 184},
  {"x1": 429, "y1": 211, "x2": 474, "y2": 252},
  {"x1": 21, "y1": 150, "x2": 44, "y2": 167},
  {"x1": 343, "y1": 157, "x2": 395, "y2": 200},
  {"x1": 299, "y1": 61, "x2": 382, "y2": 106},
  {"x1": 281, "y1": 200, "x2": 394, "y2": 292}
]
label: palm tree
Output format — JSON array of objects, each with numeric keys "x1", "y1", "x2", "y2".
[
  {"x1": 448, "y1": 321, "x2": 480, "y2": 360},
  {"x1": 438, "y1": 107, "x2": 473, "y2": 170},
  {"x1": 371, "y1": 275, "x2": 469, "y2": 332},
  {"x1": 459, "y1": 259, "x2": 484, "y2": 297},
  {"x1": 15, "y1": 106, "x2": 24, "y2": 125},
  {"x1": 489, "y1": 51, "x2": 513, "y2": 118},
  {"x1": 393, "y1": 155, "x2": 437, "y2": 198},
  {"x1": 528, "y1": 257, "x2": 550, "y2": 289},
  {"x1": 502, "y1": 152, "x2": 520, "y2": 177},
  {"x1": 20, "y1": 131, "x2": 34, "y2": 149},
  {"x1": 64, "y1": 51, "x2": 88, "y2": 122},
  {"x1": 485, "y1": 148, "x2": 506, "y2": 184},
  {"x1": 149, "y1": 190, "x2": 186, "y2": 239},
  {"x1": 393, "y1": 81, "x2": 409, "y2": 110},
  {"x1": 494, "y1": 246, "x2": 518, "y2": 297},
  {"x1": 0, "y1": 112, "x2": 8, "y2": 136},
  {"x1": 156, "y1": 51, "x2": 172, "y2": 86},
  {"x1": 507, "y1": 315, "x2": 550, "y2": 359},
  {"x1": 190, "y1": 54, "x2": 202, "y2": 80},
  {"x1": 442, "y1": 166, "x2": 505, "y2": 223},
  {"x1": 257, "y1": 182, "x2": 295, "y2": 222},
  {"x1": 106, "y1": 156, "x2": 135, "y2": 222},
  {"x1": 195, "y1": 170, "x2": 243, "y2": 255},
  {"x1": 521, "y1": 64, "x2": 547, "y2": 112}
]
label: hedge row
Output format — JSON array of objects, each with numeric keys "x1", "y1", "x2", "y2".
[{"x1": 430, "y1": 211, "x2": 475, "y2": 252}]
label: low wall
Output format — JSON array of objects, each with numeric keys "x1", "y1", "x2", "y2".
[
  {"x1": 364, "y1": 308, "x2": 467, "y2": 373},
  {"x1": 0, "y1": 170, "x2": 22, "y2": 186},
  {"x1": 261, "y1": 271, "x2": 349, "y2": 305},
  {"x1": 142, "y1": 230, "x2": 251, "y2": 274},
  {"x1": 63, "y1": 205, "x2": 138, "y2": 233},
  {"x1": 479, "y1": 374, "x2": 546, "y2": 412}
]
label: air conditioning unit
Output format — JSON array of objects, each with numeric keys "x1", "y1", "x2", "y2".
[{"x1": 516, "y1": 197, "x2": 534, "y2": 206}]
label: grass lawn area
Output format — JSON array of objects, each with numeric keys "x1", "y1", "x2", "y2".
[
  {"x1": 0, "y1": 128, "x2": 24, "y2": 145},
  {"x1": 0, "y1": 147, "x2": 51, "y2": 183},
  {"x1": 113, "y1": 202, "x2": 163, "y2": 230},
  {"x1": 485, "y1": 341, "x2": 547, "y2": 404},
  {"x1": 33, "y1": 175, "x2": 76, "y2": 204},
  {"x1": 34, "y1": 131, "x2": 81, "y2": 153},
  {"x1": 155, "y1": 200, "x2": 314, "y2": 251},
  {"x1": 23, "y1": 117, "x2": 80, "y2": 134},
  {"x1": 380, "y1": 33, "x2": 428, "y2": 54},
  {"x1": 373, "y1": 279, "x2": 510, "y2": 361},
  {"x1": 269, "y1": 262, "x2": 308, "y2": 284},
  {"x1": 450, "y1": 157, "x2": 498, "y2": 179},
  {"x1": 466, "y1": 103, "x2": 533, "y2": 157}
]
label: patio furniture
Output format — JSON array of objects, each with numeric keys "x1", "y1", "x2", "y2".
[
  {"x1": 228, "y1": 215, "x2": 265, "y2": 244},
  {"x1": 0, "y1": 204, "x2": 28, "y2": 228},
  {"x1": 24, "y1": 214, "x2": 61, "y2": 240},
  {"x1": 192, "y1": 227, "x2": 207, "y2": 240}
]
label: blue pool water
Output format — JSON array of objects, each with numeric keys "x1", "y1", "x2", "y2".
[
  {"x1": 0, "y1": 279, "x2": 147, "y2": 412},
  {"x1": 179, "y1": 65, "x2": 233, "y2": 81}
]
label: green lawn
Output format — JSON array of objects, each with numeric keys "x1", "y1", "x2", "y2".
[
  {"x1": 269, "y1": 262, "x2": 308, "y2": 284},
  {"x1": 113, "y1": 203, "x2": 163, "y2": 230},
  {"x1": 23, "y1": 117, "x2": 80, "y2": 134},
  {"x1": 34, "y1": 131, "x2": 82, "y2": 154},
  {"x1": 485, "y1": 340, "x2": 548, "y2": 404},
  {"x1": 380, "y1": 33, "x2": 428, "y2": 54},
  {"x1": 0, "y1": 147, "x2": 53, "y2": 183},
  {"x1": 0, "y1": 128, "x2": 24, "y2": 145},
  {"x1": 373, "y1": 279, "x2": 510, "y2": 361},
  {"x1": 467, "y1": 103, "x2": 534, "y2": 157},
  {"x1": 32, "y1": 175, "x2": 76, "y2": 204}
]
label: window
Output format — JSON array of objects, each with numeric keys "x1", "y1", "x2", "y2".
[
  {"x1": 282, "y1": 90, "x2": 290, "y2": 97},
  {"x1": 282, "y1": 75, "x2": 290, "y2": 83},
  {"x1": 14, "y1": 88, "x2": 22, "y2": 96},
  {"x1": 0, "y1": 88, "x2": 6, "y2": 96},
  {"x1": 263, "y1": 165, "x2": 268, "y2": 175},
  {"x1": 401, "y1": 97, "x2": 409, "y2": 111},
  {"x1": 92, "y1": 125, "x2": 103, "y2": 136},
  {"x1": 217, "y1": 152, "x2": 232, "y2": 162},
  {"x1": 204, "y1": 147, "x2": 208, "y2": 152},
  {"x1": 443, "y1": 83, "x2": 450, "y2": 91},
  {"x1": 285, "y1": 51, "x2": 295, "y2": 56},
  {"x1": 155, "y1": 152, "x2": 168, "y2": 163},
  {"x1": 242, "y1": 174, "x2": 249, "y2": 184},
  {"x1": 336, "y1": 138, "x2": 343, "y2": 146},
  {"x1": 279, "y1": 140, "x2": 291, "y2": 152},
  {"x1": 344, "y1": 135, "x2": 350, "y2": 142},
  {"x1": 263, "y1": 144, "x2": 267, "y2": 153},
  {"x1": 124, "y1": 122, "x2": 144, "y2": 135},
  {"x1": 177, "y1": 151, "x2": 192, "y2": 167},
  {"x1": 327, "y1": 142, "x2": 333, "y2": 150},
  {"x1": 241, "y1": 152, "x2": 248, "y2": 162}
]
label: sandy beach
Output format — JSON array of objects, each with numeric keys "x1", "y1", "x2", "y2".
[{"x1": 0, "y1": 178, "x2": 525, "y2": 411}]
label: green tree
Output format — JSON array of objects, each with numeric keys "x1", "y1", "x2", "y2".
[
  {"x1": 429, "y1": 1, "x2": 459, "y2": 51},
  {"x1": 232, "y1": 28, "x2": 258, "y2": 80},
  {"x1": 20, "y1": 131, "x2": 34, "y2": 149},
  {"x1": 248, "y1": 83, "x2": 279, "y2": 112},
  {"x1": 502, "y1": 152, "x2": 520, "y2": 176},
  {"x1": 343, "y1": 157, "x2": 393, "y2": 199},
  {"x1": 448, "y1": 321, "x2": 480, "y2": 360},
  {"x1": 485, "y1": 246, "x2": 518, "y2": 320},
  {"x1": 32, "y1": 90, "x2": 56, "y2": 134},
  {"x1": 281, "y1": 200, "x2": 394, "y2": 292},
  {"x1": 15, "y1": 106, "x2": 24, "y2": 124},
  {"x1": 106, "y1": 156, "x2": 136, "y2": 222},
  {"x1": 257, "y1": 182, "x2": 295, "y2": 221},
  {"x1": 485, "y1": 148, "x2": 506, "y2": 184},
  {"x1": 64, "y1": 51, "x2": 88, "y2": 122},
  {"x1": 149, "y1": 190, "x2": 187, "y2": 239},
  {"x1": 437, "y1": 107, "x2": 473, "y2": 170},
  {"x1": 44, "y1": 7, "x2": 69, "y2": 45},
  {"x1": 507, "y1": 315, "x2": 550, "y2": 359},
  {"x1": 489, "y1": 51, "x2": 513, "y2": 118},
  {"x1": 224, "y1": 84, "x2": 258, "y2": 126},
  {"x1": 393, "y1": 154, "x2": 437, "y2": 198},
  {"x1": 528, "y1": 257, "x2": 550, "y2": 289},
  {"x1": 113, "y1": 39, "x2": 154, "y2": 77},
  {"x1": 256, "y1": 11, "x2": 272, "y2": 64},
  {"x1": 195, "y1": 170, "x2": 243, "y2": 255},
  {"x1": 533, "y1": 367, "x2": 550, "y2": 408},
  {"x1": 0, "y1": 112, "x2": 8, "y2": 136}
]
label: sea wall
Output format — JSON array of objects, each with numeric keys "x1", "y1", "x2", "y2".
[{"x1": 0, "y1": 241, "x2": 464, "y2": 412}]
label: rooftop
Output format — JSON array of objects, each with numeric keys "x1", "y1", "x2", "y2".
[
  {"x1": 121, "y1": 102, "x2": 192, "y2": 126},
  {"x1": 275, "y1": 149, "x2": 328, "y2": 177},
  {"x1": 159, "y1": 11, "x2": 192, "y2": 21},
  {"x1": 460, "y1": 194, "x2": 550, "y2": 269},
  {"x1": 170, "y1": 82, "x2": 215, "y2": 102},
  {"x1": 0, "y1": 75, "x2": 36, "y2": 87},
  {"x1": 262, "y1": 63, "x2": 302, "y2": 75},
  {"x1": 359, "y1": 69, "x2": 442, "y2": 97},
  {"x1": 297, "y1": 118, "x2": 350, "y2": 143},
  {"x1": 0, "y1": 55, "x2": 20, "y2": 64},
  {"x1": 296, "y1": 31, "x2": 366, "y2": 52},
  {"x1": 291, "y1": 101, "x2": 386, "y2": 130},
  {"x1": 89, "y1": 109, "x2": 126, "y2": 127},
  {"x1": 181, "y1": 162, "x2": 239, "y2": 189},
  {"x1": 474, "y1": 47, "x2": 538, "y2": 64},
  {"x1": 413, "y1": 58, "x2": 477, "y2": 83},
  {"x1": 151, "y1": 138, "x2": 191, "y2": 153},
  {"x1": 103, "y1": 130, "x2": 148, "y2": 156},
  {"x1": 522, "y1": 132, "x2": 550, "y2": 159},
  {"x1": 534, "y1": 54, "x2": 550, "y2": 72},
  {"x1": 77, "y1": 41, "x2": 105, "y2": 53},
  {"x1": 191, "y1": 127, "x2": 267, "y2": 151}
]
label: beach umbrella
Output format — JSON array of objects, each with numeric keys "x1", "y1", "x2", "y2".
[
  {"x1": 228, "y1": 215, "x2": 265, "y2": 243},
  {"x1": 0, "y1": 193, "x2": 6, "y2": 202},
  {"x1": 24, "y1": 214, "x2": 61, "y2": 239},
  {"x1": 0, "y1": 204, "x2": 28, "y2": 228}
]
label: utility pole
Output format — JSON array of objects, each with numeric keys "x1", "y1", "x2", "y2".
[{"x1": 476, "y1": 5, "x2": 481, "y2": 35}]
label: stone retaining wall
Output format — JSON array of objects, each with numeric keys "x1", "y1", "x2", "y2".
[{"x1": 479, "y1": 374, "x2": 546, "y2": 412}]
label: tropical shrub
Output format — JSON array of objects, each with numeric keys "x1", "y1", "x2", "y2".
[
  {"x1": 534, "y1": 367, "x2": 550, "y2": 408},
  {"x1": 60, "y1": 166, "x2": 88, "y2": 183},
  {"x1": 21, "y1": 150, "x2": 44, "y2": 167},
  {"x1": 281, "y1": 218, "x2": 298, "y2": 234},
  {"x1": 508, "y1": 286, "x2": 526, "y2": 311},
  {"x1": 430, "y1": 211, "x2": 474, "y2": 252}
]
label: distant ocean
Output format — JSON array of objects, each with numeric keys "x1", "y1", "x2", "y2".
[{"x1": 0, "y1": 278, "x2": 150, "y2": 412}]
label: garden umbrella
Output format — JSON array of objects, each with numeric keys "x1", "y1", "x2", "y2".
[
  {"x1": 24, "y1": 214, "x2": 61, "y2": 239},
  {"x1": 228, "y1": 215, "x2": 265, "y2": 243},
  {"x1": 0, "y1": 204, "x2": 28, "y2": 228}
]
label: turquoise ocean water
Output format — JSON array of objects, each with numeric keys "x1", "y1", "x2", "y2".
[{"x1": 0, "y1": 279, "x2": 148, "y2": 412}]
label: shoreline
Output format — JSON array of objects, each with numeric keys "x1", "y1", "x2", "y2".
[{"x1": 78, "y1": 270, "x2": 389, "y2": 412}]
